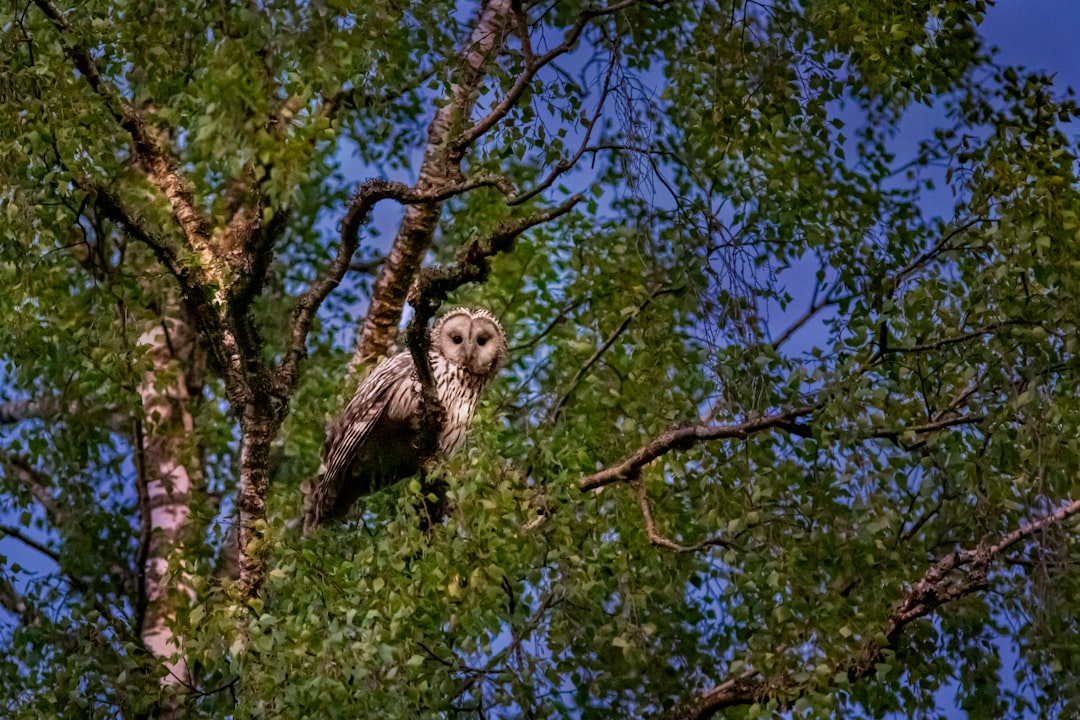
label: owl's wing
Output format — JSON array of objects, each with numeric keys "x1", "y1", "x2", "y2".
[
  {"x1": 305, "y1": 352, "x2": 420, "y2": 532},
  {"x1": 321, "y1": 351, "x2": 419, "y2": 487}
]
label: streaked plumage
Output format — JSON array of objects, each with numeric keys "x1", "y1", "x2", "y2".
[{"x1": 303, "y1": 307, "x2": 507, "y2": 532}]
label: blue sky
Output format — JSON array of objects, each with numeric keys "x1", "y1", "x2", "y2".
[{"x1": 986, "y1": 0, "x2": 1080, "y2": 82}]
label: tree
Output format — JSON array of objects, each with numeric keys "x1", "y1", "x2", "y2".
[{"x1": 2, "y1": 0, "x2": 1079, "y2": 717}]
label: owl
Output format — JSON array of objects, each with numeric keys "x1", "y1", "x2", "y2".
[{"x1": 303, "y1": 307, "x2": 507, "y2": 532}]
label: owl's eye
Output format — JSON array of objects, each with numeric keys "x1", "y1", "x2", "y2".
[
  {"x1": 453, "y1": 335, "x2": 464, "y2": 344},
  {"x1": 476, "y1": 336, "x2": 488, "y2": 346}
]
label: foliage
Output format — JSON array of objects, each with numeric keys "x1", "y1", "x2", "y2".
[{"x1": 2, "y1": 0, "x2": 1080, "y2": 718}]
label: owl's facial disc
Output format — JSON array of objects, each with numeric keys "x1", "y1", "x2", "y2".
[{"x1": 436, "y1": 311, "x2": 506, "y2": 376}]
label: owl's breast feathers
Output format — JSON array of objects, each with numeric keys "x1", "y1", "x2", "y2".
[{"x1": 431, "y1": 353, "x2": 487, "y2": 454}]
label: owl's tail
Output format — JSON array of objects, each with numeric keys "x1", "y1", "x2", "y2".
[{"x1": 299, "y1": 466, "x2": 326, "y2": 536}]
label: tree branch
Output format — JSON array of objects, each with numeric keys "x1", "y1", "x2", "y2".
[
  {"x1": 0, "y1": 576, "x2": 41, "y2": 626},
  {"x1": 453, "y1": 0, "x2": 657, "y2": 152},
  {"x1": 881, "y1": 321, "x2": 1033, "y2": 355},
  {"x1": 662, "y1": 498, "x2": 1080, "y2": 720},
  {"x1": 870, "y1": 414, "x2": 985, "y2": 449},
  {"x1": 0, "y1": 524, "x2": 60, "y2": 563},
  {"x1": 635, "y1": 483, "x2": 735, "y2": 553},
  {"x1": 275, "y1": 175, "x2": 514, "y2": 394},
  {"x1": 31, "y1": 0, "x2": 217, "y2": 273},
  {"x1": 0, "y1": 398, "x2": 60, "y2": 424},
  {"x1": 352, "y1": 0, "x2": 515, "y2": 369},
  {"x1": 579, "y1": 406, "x2": 815, "y2": 491},
  {"x1": 508, "y1": 43, "x2": 619, "y2": 206},
  {"x1": 404, "y1": 195, "x2": 584, "y2": 459},
  {"x1": 83, "y1": 181, "x2": 253, "y2": 409},
  {"x1": 1, "y1": 454, "x2": 57, "y2": 520},
  {"x1": 0, "y1": 396, "x2": 129, "y2": 430}
]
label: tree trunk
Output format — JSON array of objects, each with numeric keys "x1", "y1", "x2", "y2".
[
  {"x1": 135, "y1": 314, "x2": 203, "y2": 715},
  {"x1": 236, "y1": 401, "x2": 279, "y2": 601},
  {"x1": 350, "y1": 0, "x2": 512, "y2": 371}
]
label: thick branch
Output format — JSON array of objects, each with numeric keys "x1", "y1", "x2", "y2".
[
  {"x1": 31, "y1": 0, "x2": 216, "y2": 271},
  {"x1": 85, "y1": 181, "x2": 252, "y2": 409},
  {"x1": 80, "y1": 181, "x2": 199, "y2": 291},
  {"x1": 134, "y1": 319, "x2": 202, "y2": 694},
  {"x1": 277, "y1": 176, "x2": 514, "y2": 393},
  {"x1": 352, "y1": 0, "x2": 514, "y2": 369},
  {"x1": 579, "y1": 406, "x2": 815, "y2": 491}
]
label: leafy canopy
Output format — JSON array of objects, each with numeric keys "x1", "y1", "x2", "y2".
[{"x1": 2, "y1": 0, "x2": 1080, "y2": 718}]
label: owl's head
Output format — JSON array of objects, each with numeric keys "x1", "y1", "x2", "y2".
[{"x1": 432, "y1": 307, "x2": 508, "y2": 377}]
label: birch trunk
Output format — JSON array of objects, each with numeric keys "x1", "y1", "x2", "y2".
[{"x1": 136, "y1": 314, "x2": 203, "y2": 714}]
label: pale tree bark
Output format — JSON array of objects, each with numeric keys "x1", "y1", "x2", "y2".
[
  {"x1": 135, "y1": 314, "x2": 203, "y2": 713},
  {"x1": 350, "y1": 0, "x2": 514, "y2": 371}
]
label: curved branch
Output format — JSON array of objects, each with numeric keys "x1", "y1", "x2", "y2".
[
  {"x1": 275, "y1": 175, "x2": 514, "y2": 393},
  {"x1": 578, "y1": 406, "x2": 815, "y2": 491},
  {"x1": 635, "y1": 483, "x2": 735, "y2": 553}
]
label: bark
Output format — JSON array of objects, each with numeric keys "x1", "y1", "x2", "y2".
[
  {"x1": 135, "y1": 314, "x2": 203, "y2": 714},
  {"x1": 350, "y1": 0, "x2": 513, "y2": 372},
  {"x1": 236, "y1": 402, "x2": 280, "y2": 601}
]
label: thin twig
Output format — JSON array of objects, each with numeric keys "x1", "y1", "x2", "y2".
[
  {"x1": 635, "y1": 483, "x2": 735, "y2": 553},
  {"x1": 549, "y1": 285, "x2": 682, "y2": 423},
  {"x1": 453, "y1": 0, "x2": 664, "y2": 151}
]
